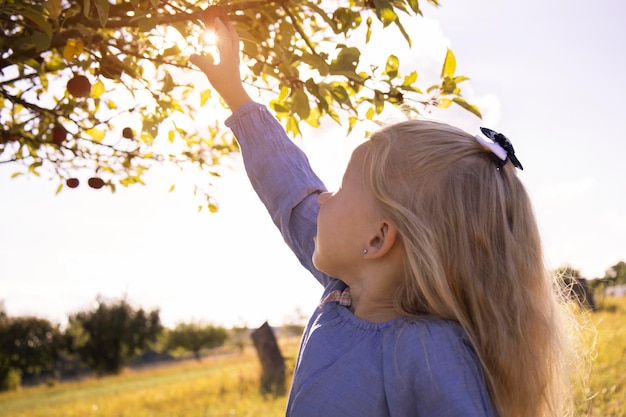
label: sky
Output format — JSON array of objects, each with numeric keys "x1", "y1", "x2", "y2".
[{"x1": 1, "y1": 0, "x2": 625, "y2": 329}]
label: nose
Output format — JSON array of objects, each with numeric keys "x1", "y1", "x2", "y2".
[{"x1": 318, "y1": 191, "x2": 331, "y2": 205}]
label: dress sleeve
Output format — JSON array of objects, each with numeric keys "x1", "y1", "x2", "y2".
[{"x1": 225, "y1": 102, "x2": 332, "y2": 288}]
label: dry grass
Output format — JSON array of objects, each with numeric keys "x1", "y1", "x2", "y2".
[{"x1": 574, "y1": 297, "x2": 626, "y2": 416}]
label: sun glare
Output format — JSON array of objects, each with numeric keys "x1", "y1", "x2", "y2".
[
  {"x1": 199, "y1": 29, "x2": 220, "y2": 64},
  {"x1": 158, "y1": 25, "x2": 219, "y2": 59},
  {"x1": 202, "y1": 30, "x2": 218, "y2": 46}
]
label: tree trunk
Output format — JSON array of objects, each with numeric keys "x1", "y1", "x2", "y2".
[{"x1": 250, "y1": 321, "x2": 286, "y2": 395}]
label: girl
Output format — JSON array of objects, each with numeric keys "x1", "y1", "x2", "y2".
[{"x1": 190, "y1": 18, "x2": 573, "y2": 417}]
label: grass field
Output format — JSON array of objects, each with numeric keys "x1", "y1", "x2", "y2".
[
  {"x1": 1, "y1": 299, "x2": 624, "y2": 417},
  {"x1": 574, "y1": 297, "x2": 626, "y2": 416}
]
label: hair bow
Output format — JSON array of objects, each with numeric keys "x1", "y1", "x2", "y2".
[{"x1": 475, "y1": 127, "x2": 524, "y2": 170}]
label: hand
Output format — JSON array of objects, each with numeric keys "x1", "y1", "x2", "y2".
[{"x1": 189, "y1": 18, "x2": 251, "y2": 111}]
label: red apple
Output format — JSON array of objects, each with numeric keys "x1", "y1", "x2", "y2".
[
  {"x1": 52, "y1": 125, "x2": 67, "y2": 145},
  {"x1": 202, "y1": 5, "x2": 229, "y2": 28},
  {"x1": 2, "y1": 131, "x2": 19, "y2": 143},
  {"x1": 122, "y1": 127, "x2": 134, "y2": 139},
  {"x1": 67, "y1": 75, "x2": 91, "y2": 98},
  {"x1": 66, "y1": 178, "x2": 79, "y2": 188},
  {"x1": 87, "y1": 177, "x2": 105, "y2": 189}
]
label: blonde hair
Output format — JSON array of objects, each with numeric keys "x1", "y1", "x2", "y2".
[{"x1": 365, "y1": 119, "x2": 574, "y2": 417}]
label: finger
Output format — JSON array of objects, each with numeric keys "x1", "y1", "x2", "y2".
[
  {"x1": 188, "y1": 53, "x2": 215, "y2": 75},
  {"x1": 213, "y1": 18, "x2": 239, "y2": 52},
  {"x1": 212, "y1": 22, "x2": 239, "y2": 67},
  {"x1": 227, "y1": 20, "x2": 240, "y2": 53},
  {"x1": 213, "y1": 18, "x2": 229, "y2": 50}
]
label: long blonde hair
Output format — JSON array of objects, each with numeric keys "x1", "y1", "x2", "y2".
[{"x1": 365, "y1": 119, "x2": 573, "y2": 417}]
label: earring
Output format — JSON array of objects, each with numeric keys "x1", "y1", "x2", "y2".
[{"x1": 362, "y1": 248, "x2": 368, "y2": 254}]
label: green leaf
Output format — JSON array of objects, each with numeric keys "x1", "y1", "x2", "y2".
[
  {"x1": 278, "y1": 85, "x2": 290, "y2": 102},
  {"x1": 286, "y1": 116, "x2": 301, "y2": 137},
  {"x1": 393, "y1": 18, "x2": 412, "y2": 47},
  {"x1": 19, "y1": 5, "x2": 53, "y2": 39},
  {"x1": 85, "y1": 128, "x2": 105, "y2": 142},
  {"x1": 439, "y1": 98, "x2": 452, "y2": 108},
  {"x1": 347, "y1": 116, "x2": 357, "y2": 135},
  {"x1": 137, "y1": 17, "x2": 157, "y2": 33},
  {"x1": 440, "y1": 76, "x2": 458, "y2": 95},
  {"x1": 327, "y1": 107, "x2": 341, "y2": 125},
  {"x1": 162, "y1": 71, "x2": 174, "y2": 93},
  {"x1": 384, "y1": 55, "x2": 399, "y2": 79},
  {"x1": 329, "y1": 47, "x2": 360, "y2": 76},
  {"x1": 292, "y1": 89, "x2": 310, "y2": 120},
  {"x1": 163, "y1": 45, "x2": 182, "y2": 57},
  {"x1": 94, "y1": 0, "x2": 110, "y2": 27},
  {"x1": 452, "y1": 97, "x2": 482, "y2": 119},
  {"x1": 403, "y1": 71, "x2": 417, "y2": 85},
  {"x1": 92, "y1": 80, "x2": 105, "y2": 98},
  {"x1": 270, "y1": 100, "x2": 289, "y2": 114},
  {"x1": 200, "y1": 89, "x2": 212, "y2": 106},
  {"x1": 330, "y1": 85, "x2": 350, "y2": 104},
  {"x1": 30, "y1": 31, "x2": 52, "y2": 53},
  {"x1": 28, "y1": 161, "x2": 42, "y2": 176},
  {"x1": 46, "y1": 0, "x2": 63, "y2": 19},
  {"x1": 441, "y1": 48, "x2": 456, "y2": 78},
  {"x1": 332, "y1": 8, "x2": 362, "y2": 34},
  {"x1": 63, "y1": 38, "x2": 84, "y2": 62},
  {"x1": 300, "y1": 53, "x2": 329, "y2": 76},
  {"x1": 373, "y1": 0, "x2": 398, "y2": 27},
  {"x1": 407, "y1": 0, "x2": 421, "y2": 14}
]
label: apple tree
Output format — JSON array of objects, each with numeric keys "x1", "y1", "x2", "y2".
[{"x1": 0, "y1": 0, "x2": 480, "y2": 210}]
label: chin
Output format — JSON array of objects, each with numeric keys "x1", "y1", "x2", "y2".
[{"x1": 312, "y1": 251, "x2": 328, "y2": 275}]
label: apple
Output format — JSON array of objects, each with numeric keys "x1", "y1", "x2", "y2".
[
  {"x1": 52, "y1": 125, "x2": 67, "y2": 145},
  {"x1": 2, "y1": 131, "x2": 19, "y2": 143},
  {"x1": 66, "y1": 178, "x2": 79, "y2": 188},
  {"x1": 67, "y1": 74, "x2": 91, "y2": 98},
  {"x1": 202, "y1": 5, "x2": 229, "y2": 28},
  {"x1": 87, "y1": 177, "x2": 105, "y2": 189}
]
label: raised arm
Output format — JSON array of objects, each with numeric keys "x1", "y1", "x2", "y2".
[{"x1": 189, "y1": 18, "x2": 333, "y2": 288}]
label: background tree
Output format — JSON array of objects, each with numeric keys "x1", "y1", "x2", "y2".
[
  {"x1": 166, "y1": 321, "x2": 228, "y2": 360},
  {"x1": 0, "y1": 315, "x2": 63, "y2": 390},
  {"x1": 603, "y1": 261, "x2": 626, "y2": 286},
  {"x1": 1, "y1": 0, "x2": 479, "y2": 209},
  {"x1": 66, "y1": 297, "x2": 162, "y2": 375}
]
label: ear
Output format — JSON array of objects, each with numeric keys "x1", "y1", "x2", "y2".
[{"x1": 364, "y1": 221, "x2": 399, "y2": 259}]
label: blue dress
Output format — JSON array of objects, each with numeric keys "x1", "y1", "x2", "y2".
[{"x1": 226, "y1": 102, "x2": 497, "y2": 417}]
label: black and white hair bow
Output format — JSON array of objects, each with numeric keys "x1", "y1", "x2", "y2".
[{"x1": 475, "y1": 127, "x2": 524, "y2": 170}]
